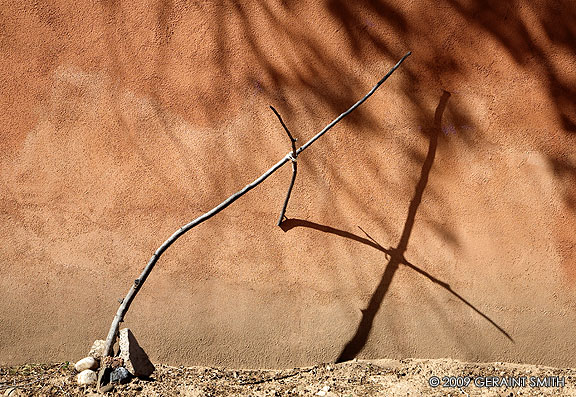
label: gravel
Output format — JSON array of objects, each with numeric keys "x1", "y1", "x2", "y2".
[{"x1": 1, "y1": 358, "x2": 575, "y2": 396}]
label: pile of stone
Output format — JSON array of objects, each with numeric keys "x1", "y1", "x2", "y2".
[{"x1": 75, "y1": 328, "x2": 155, "y2": 392}]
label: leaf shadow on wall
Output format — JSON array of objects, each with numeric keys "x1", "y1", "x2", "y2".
[
  {"x1": 281, "y1": 90, "x2": 514, "y2": 362},
  {"x1": 444, "y1": 0, "x2": 576, "y2": 134}
]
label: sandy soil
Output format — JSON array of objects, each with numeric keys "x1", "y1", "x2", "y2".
[{"x1": 1, "y1": 359, "x2": 575, "y2": 396}]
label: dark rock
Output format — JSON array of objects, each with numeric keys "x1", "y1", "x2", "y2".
[{"x1": 110, "y1": 367, "x2": 132, "y2": 384}]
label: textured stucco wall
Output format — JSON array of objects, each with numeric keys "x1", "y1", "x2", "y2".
[{"x1": 1, "y1": 0, "x2": 575, "y2": 368}]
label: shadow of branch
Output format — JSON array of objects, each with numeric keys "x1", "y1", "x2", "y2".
[
  {"x1": 281, "y1": 90, "x2": 512, "y2": 363},
  {"x1": 359, "y1": 226, "x2": 514, "y2": 343}
]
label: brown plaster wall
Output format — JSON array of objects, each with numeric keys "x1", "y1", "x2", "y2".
[{"x1": 1, "y1": 0, "x2": 575, "y2": 368}]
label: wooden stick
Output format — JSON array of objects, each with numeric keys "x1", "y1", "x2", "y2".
[
  {"x1": 277, "y1": 161, "x2": 297, "y2": 226},
  {"x1": 270, "y1": 106, "x2": 299, "y2": 226},
  {"x1": 102, "y1": 52, "x2": 412, "y2": 360},
  {"x1": 296, "y1": 51, "x2": 411, "y2": 155}
]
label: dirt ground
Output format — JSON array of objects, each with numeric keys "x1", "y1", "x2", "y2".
[{"x1": 1, "y1": 358, "x2": 574, "y2": 396}]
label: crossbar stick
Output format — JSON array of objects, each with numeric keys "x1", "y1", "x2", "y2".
[{"x1": 270, "y1": 105, "x2": 299, "y2": 226}]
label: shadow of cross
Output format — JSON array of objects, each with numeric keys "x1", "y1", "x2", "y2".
[{"x1": 281, "y1": 90, "x2": 513, "y2": 363}]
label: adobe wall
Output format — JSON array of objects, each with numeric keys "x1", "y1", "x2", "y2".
[{"x1": 1, "y1": 0, "x2": 575, "y2": 368}]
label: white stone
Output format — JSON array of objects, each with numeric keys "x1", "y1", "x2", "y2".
[
  {"x1": 118, "y1": 328, "x2": 155, "y2": 378},
  {"x1": 75, "y1": 356, "x2": 99, "y2": 372},
  {"x1": 89, "y1": 339, "x2": 107, "y2": 360},
  {"x1": 77, "y1": 369, "x2": 97, "y2": 385}
]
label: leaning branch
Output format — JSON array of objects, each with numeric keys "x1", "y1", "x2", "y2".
[{"x1": 103, "y1": 51, "x2": 412, "y2": 358}]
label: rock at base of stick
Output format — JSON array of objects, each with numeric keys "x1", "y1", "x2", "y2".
[
  {"x1": 89, "y1": 340, "x2": 107, "y2": 360},
  {"x1": 118, "y1": 328, "x2": 155, "y2": 378},
  {"x1": 74, "y1": 357, "x2": 98, "y2": 372},
  {"x1": 111, "y1": 366, "x2": 132, "y2": 384},
  {"x1": 77, "y1": 369, "x2": 97, "y2": 385}
]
